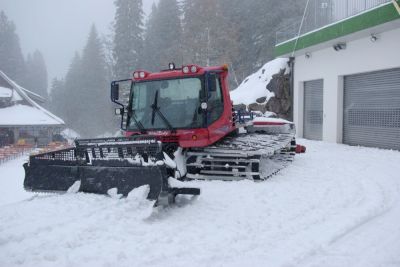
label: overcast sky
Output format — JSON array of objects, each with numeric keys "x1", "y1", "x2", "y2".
[{"x1": 0, "y1": 0, "x2": 157, "y2": 84}]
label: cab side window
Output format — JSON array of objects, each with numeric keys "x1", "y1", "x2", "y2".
[{"x1": 208, "y1": 74, "x2": 224, "y2": 124}]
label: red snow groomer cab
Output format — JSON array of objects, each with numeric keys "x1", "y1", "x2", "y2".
[
  {"x1": 23, "y1": 63, "x2": 305, "y2": 206},
  {"x1": 121, "y1": 64, "x2": 236, "y2": 148}
]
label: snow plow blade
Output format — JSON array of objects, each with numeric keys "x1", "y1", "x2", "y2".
[{"x1": 23, "y1": 136, "x2": 200, "y2": 203}]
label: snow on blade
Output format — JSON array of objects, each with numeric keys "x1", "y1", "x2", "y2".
[
  {"x1": 66, "y1": 181, "x2": 81, "y2": 194},
  {"x1": 126, "y1": 185, "x2": 155, "y2": 218},
  {"x1": 127, "y1": 184, "x2": 151, "y2": 203},
  {"x1": 163, "y1": 152, "x2": 177, "y2": 169},
  {"x1": 107, "y1": 188, "x2": 122, "y2": 199},
  {"x1": 173, "y1": 147, "x2": 187, "y2": 178},
  {"x1": 230, "y1": 58, "x2": 289, "y2": 106},
  {"x1": 168, "y1": 177, "x2": 187, "y2": 188},
  {"x1": 252, "y1": 116, "x2": 293, "y2": 124}
]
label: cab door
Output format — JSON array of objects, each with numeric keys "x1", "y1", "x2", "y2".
[{"x1": 206, "y1": 72, "x2": 233, "y2": 144}]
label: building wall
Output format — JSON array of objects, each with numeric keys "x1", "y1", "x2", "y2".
[{"x1": 293, "y1": 26, "x2": 400, "y2": 142}]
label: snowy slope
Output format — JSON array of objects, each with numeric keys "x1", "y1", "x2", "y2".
[
  {"x1": 230, "y1": 58, "x2": 289, "y2": 106},
  {"x1": 1, "y1": 140, "x2": 400, "y2": 267}
]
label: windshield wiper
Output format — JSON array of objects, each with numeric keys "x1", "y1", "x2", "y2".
[
  {"x1": 130, "y1": 110, "x2": 147, "y2": 134},
  {"x1": 151, "y1": 90, "x2": 176, "y2": 133}
]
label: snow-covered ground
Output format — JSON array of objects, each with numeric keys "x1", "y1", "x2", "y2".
[
  {"x1": 0, "y1": 157, "x2": 32, "y2": 206},
  {"x1": 1, "y1": 140, "x2": 400, "y2": 267}
]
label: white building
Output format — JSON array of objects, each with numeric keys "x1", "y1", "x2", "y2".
[
  {"x1": 275, "y1": 0, "x2": 400, "y2": 150},
  {"x1": 0, "y1": 71, "x2": 65, "y2": 147}
]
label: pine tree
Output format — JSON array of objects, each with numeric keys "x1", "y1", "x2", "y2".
[
  {"x1": 182, "y1": 0, "x2": 215, "y2": 66},
  {"x1": 217, "y1": 0, "x2": 306, "y2": 84},
  {"x1": 143, "y1": 0, "x2": 183, "y2": 71},
  {"x1": 0, "y1": 10, "x2": 25, "y2": 83},
  {"x1": 49, "y1": 77, "x2": 66, "y2": 118},
  {"x1": 141, "y1": 3, "x2": 159, "y2": 70},
  {"x1": 181, "y1": 0, "x2": 240, "y2": 87},
  {"x1": 24, "y1": 50, "x2": 48, "y2": 98},
  {"x1": 50, "y1": 26, "x2": 117, "y2": 137},
  {"x1": 63, "y1": 52, "x2": 83, "y2": 130},
  {"x1": 113, "y1": 0, "x2": 144, "y2": 78},
  {"x1": 77, "y1": 25, "x2": 113, "y2": 137}
]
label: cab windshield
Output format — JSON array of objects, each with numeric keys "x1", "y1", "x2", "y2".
[{"x1": 128, "y1": 77, "x2": 203, "y2": 130}]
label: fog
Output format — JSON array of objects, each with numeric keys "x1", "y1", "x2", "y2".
[{"x1": 0, "y1": 0, "x2": 157, "y2": 83}]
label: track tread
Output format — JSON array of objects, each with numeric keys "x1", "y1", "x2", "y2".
[{"x1": 186, "y1": 132, "x2": 296, "y2": 181}]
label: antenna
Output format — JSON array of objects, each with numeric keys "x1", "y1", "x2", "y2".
[{"x1": 291, "y1": 0, "x2": 311, "y2": 57}]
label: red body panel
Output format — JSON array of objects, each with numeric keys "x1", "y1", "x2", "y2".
[{"x1": 125, "y1": 65, "x2": 236, "y2": 148}]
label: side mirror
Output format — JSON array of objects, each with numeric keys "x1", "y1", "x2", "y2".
[{"x1": 111, "y1": 83, "x2": 119, "y2": 101}]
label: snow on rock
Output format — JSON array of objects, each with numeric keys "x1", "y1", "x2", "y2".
[
  {"x1": 0, "y1": 142, "x2": 400, "y2": 267},
  {"x1": 230, "y1": 58, "x2": 289, "y2": 106}
]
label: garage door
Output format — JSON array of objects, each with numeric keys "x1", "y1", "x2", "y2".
[
  {"x1": 303, "y1": 79, "x2": 323, "y2": 140},
  {"x1": 343, "y1": 68, "x2": 400, "y2": 150}
]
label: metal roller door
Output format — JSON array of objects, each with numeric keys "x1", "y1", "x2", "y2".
[
  {"x1": 343, "y1": 68, "x2": 400, "y2": 150},
  {"x1": 303, "y1": 79, "x2": 323, "y2": 140}
]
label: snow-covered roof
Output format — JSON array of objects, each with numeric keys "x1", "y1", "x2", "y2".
[
  {"x1": 0, "y1": 86, "x2": 12, "y2": 98},
  {"x1": 0, "y1": 105, "x2": 64, "y2": 126},
  {"x1": 230, "y1": 58, "x2": 289, "y2": 106},
  {"x1": 0, "y1": 71, "x2": 64, "y2": 127}
]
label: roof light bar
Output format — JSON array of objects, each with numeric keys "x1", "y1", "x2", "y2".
[
  {"x1": 133, "y1": 70, "x2": 150, "y2": 80},
  {"x1": 190, "y1": 65, "x2": 198, "y2": 73},
  {"x1": 182, "y1": 65, "x2": 199, "y2": 74},
  {"x1": 182, "y1": 66, "x2": 190, "y2": 74}
]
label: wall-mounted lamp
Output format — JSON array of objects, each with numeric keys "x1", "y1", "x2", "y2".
[
  {"x1": 333, "y1": 42, "x2": 346, "y2": 51},
  {"x1": 370, "y1": 34, "x2": 378, "y2": 42}
]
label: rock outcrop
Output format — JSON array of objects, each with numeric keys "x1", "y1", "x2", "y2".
[{"x1": 247, "y1": 68, "x2": 292, "y2": 120}]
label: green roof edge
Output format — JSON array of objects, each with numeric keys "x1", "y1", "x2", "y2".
[{"x1": 275, "y1": 2, "x2": 400, "y2": 57}]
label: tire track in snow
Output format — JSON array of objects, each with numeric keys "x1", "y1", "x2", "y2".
[
  {"x1": 290, "y1": 143, "x2": 400, "y2": 267},
  {"x1": 250, "y1": 141, "x2": 400, "y2": 267}
]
